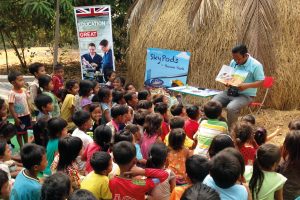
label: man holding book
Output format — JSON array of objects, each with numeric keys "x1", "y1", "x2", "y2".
[{"x1": 213, "y1": 44, "x2": 265, "y2": 129}]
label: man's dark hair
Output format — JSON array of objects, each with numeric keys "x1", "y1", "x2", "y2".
[
  {"x1": 8, "y1": 71, "x2": 22, "y2": 83},
  {"x1": 232, "y1": 44, "x2": 248, "y2": 55},
  {"x1": 186, "y1": 105, "x2": 199, "y2": 120},
  {"x1": 111, "y1": 105, "x2": 129, "y2": 119},
  {"x1": 186, "y1": 155, "x2": 210, "y2": 183},
  {"x1": 21, "y1": 144, "x2": 45, "y2": 170},
  {"x1": 112, "y1": 141, "x2": 136, "y2": 165},
  {"x1": 90, "y1": 152, "x2": 111, "y2": 174},
  {"x1": 100, "y1": 39, "x2": 108, "y2": 47},
  {"x1": 204, "y1": 101, "x2": 222, "y2": 119},
  {"x1": 170, "y1": 103, "x2": 184, "y2": 116},
  {"x1": 34, "y1": 94, "x2": 53, "y2": 111},
  {"x1": 88, "y1": 43, "x2": 96, "y2": 47},
  {"x1": 72, "y1": 110, "x2": 91, "y2": 127},
  {"x1": 210, "y1": 152, "x2": 241, "y2": 189},
  {"x1": 169, "y1": 116, "x2": 185, "y2": 129},
  {"x1": 154, "y1": 102, "x2": 168, "y2": 115},
  {"x1": 29, "y1": 62, "x2": 44, "y2": 76}
]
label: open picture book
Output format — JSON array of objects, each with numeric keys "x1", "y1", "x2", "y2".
[{"x1": 215, "y1": 65, "x2": 248, "y2": 87}]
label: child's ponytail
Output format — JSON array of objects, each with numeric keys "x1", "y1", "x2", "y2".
[
  {"x1": 233, "y1": 122, "x2": 253, "y2": 148},
  {"x1": 146, "y1": 143, "x2": 168, "y2": 169},
  {"x1": 249, "y1": 143, "x2": 281, "y2": 200}
]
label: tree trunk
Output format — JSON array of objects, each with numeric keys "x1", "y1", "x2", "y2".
[
  {"x1": 0, "y1": 31, "x2": 9, "y2": 74},
  {"x1": 53, "y1": 0, "x2": 60, "y2": 70},
  {"x1": 4, "y1": 31, "x2": 26, "y2": 69}
]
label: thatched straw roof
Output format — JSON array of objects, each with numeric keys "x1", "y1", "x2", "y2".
[{"x1": 127, "y1": 0, "x2": 300, "y2": 110}]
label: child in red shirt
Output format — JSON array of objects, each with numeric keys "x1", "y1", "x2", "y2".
[
  {"x1": 51, "y1": 64, "x2": 64, "y2": 98},
  {"x1": 184, "y1": 105, "x2": 201, "y2": 140},
  {"x1": 154, "y1": 102, "x2": 170, "y2": 141},
  {"x1": 233, "y1": 122, "x2": 258, "y2": 165},
  {"x1": 109, "y1": 141, "x2": 168, "y2": 200}
]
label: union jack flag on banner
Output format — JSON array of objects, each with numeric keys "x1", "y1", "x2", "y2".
[{"x1": 75, "y1": 6, "x2": 110, "y2": 17}]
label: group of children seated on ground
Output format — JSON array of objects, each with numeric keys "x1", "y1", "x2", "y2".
[{"x1": 0, "y1": 62, "x2": 299, "y2": 200}]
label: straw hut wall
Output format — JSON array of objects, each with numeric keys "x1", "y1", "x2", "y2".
[{"x1": 126, "y1": 0, "x2": 300, "y2": 110}]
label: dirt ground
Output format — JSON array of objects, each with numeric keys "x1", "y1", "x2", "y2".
[{"x1": 1, "y1": 47, "x2": 300, "y2": 146}]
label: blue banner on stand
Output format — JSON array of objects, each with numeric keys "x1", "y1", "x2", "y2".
[{"x1": 144, "y1": 48, "x2": 191, "y2": 88}]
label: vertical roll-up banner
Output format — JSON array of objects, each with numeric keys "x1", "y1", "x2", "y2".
[{"x1": 74, "y1": 6, "x2": 115, "y2": 82}]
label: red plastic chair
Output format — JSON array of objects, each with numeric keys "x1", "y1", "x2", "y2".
[{"x1": 249, "y1": 76, "x2": 274, "y2": 114}]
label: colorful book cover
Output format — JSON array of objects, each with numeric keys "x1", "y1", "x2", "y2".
[{"x1": 215, "y1": 65, "x2": 248, "y2": 86}]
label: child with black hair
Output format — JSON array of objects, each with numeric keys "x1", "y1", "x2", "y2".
[
  {"x1": 34, "y1": 94, "x2": 53, "y2": 121},
  {"x1": 82, "y1": 125, "x2": 112, "y2": 174},
  {"x1": 81, "y1": 152, "x2": 112, "y2": 199},
  {"x1": 51, "y1": 63, "x2": 64, "y2": 98},
  {"x1": 167, "y1": 128, "x2": 192, "y2": 185},
  {"x1": 125, "y1": 124, "x2": 146, "y2": 165},
  {"x1": 154, "y1": 102, "x2": 170, "y2": 141},
  {"x1": 233, "y1": 122, "x2": 258, "y2": 165},
  {"x1": 114, "y1": 130, "x2": 133, "y2": 144},
  {"x1": 11, "y1": 144, "x2": 47, "y2": 200},
  {"x1": 51, "y1": 136, "x2": 83, "y2": 190},
  {"x1": 147, "y1": 143, "x2": 176, "y2": 200},
  {"x1": 138, "y1": 90, "x2": 151, "y2": 101},
  {"x1": 181, "y1": 183, "x2": 220, "y2": 200},
  {"x1": 107, "y1": 104, "x2": 128, "y2": 141},
  {"x1": 124, "y1": 92, "x2": 139, "y2": 110},
  {"x1": 152, "y1": 94, "x2": 169, "y2": 105},
  {"x1": 170, "y1": 103, "x2": 186, "y2": 118},
  {"x1": 241, "y1": 114, "x2": 256, "y2": 125},
  {"x1": 245, "y1": 144, "x2": 287, "y2": 200},
  {"x1": 125, "y1": 83, "x2": 137, "y2": 93},
  {"x1": 0, "y1": 98, "x2": 16, "y2": 149},
  {"x1": 184, "y1": 105, "x2": 201, "y2": 140},
  {"x1": 105, "y1": 70, "x2": 116, "y2": 89},
  {"x1": 109, "y1": 141, "x2": 168, "y2": 200},
  {"x1": 43, "y1": 118, "x2": 68, "y2": 176},
  {"x1": 8, "y1": 71, "x2": 31, "y2": 148},
  {"x1": 41, "y1": 172, "x2": 71, "y2": 200},
  {"x1": 141, "y1": 113, "x2": 163, "y2": 159},
  {"x1": 133, "y1": 110, "x2": 149, "y2": 137},
  {"x1": 194, "y1": 101, "x2": 228, "y2": 156},
  {"x1": 90, "y1": 80, "x2": 100, "y2": 100},
  {"x1": 288, "y1": 119, "x2": 300, "y2": 130},
  {"x1": 33, "y1": 94, "x2": 53, "y2": 146},
  {"x1": 72, "y1": 110, "x2": 93, "y2": 173},
  {"x1": 68, "y1": 189, "x2": 97, "y2": 200},
  {"x1": 203, "y1": 151, "x2": 248, "y2": 200},
  {"x1": 38, "y1": 74, "x2": 60, "y2": 118},
  {"x1": 61, "y1": 80, "x2": 79, "y2": 131},
  {"x1": 113, "y1": 77, "x2": 125, "y2": 92},
  {"x1": 279, "y1": 130, "x2": 300, "y2": 200},
  {"x1": 28, "y1": 62, "x2": 46, "y2": 114},
  {"x1": 112, "y1": 90, "x2": 126, "y2": 106},
  {"x1": 72, "y1": 110, "x2": 93, "y2": 148},
  {"x1": 169, "y1": 155, "x2": 210, "y2": 200},
  {"x1": 164, "y1": 116, "x2": 195, "y2": 150},
  {"x1": 137, "y1": 100, "x2": 154, "y2": 113},
  {"x1": 0, "y1": 169, "x2": 10, "y2": 200},
  {"x1": 75, "y1": 80, "x2": 94, "y2": 112},
  {"x1": 0, "y1": 140, "x2": 22, "y2": 178},
  {"x1": 88, "y1": 103, "x2": 102, "y2": 132},
  {"x1": 96, "y1": 87, "x2": 112, "y2": 124},
  {"x1": 208, "y1": 134, "x2": 235, "y2": 158}
]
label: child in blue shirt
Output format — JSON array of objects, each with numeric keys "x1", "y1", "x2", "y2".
[{"x1": 10, "y1": 144, "x2": 47, "y2": 200}]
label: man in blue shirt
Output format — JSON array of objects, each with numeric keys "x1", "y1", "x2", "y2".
[
  {"x1": 212, "y1": 44, "x2": 265, "y2": 129},
  {"x1": 100, "y1": 39, "x2": 114, "y2": 82}
]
